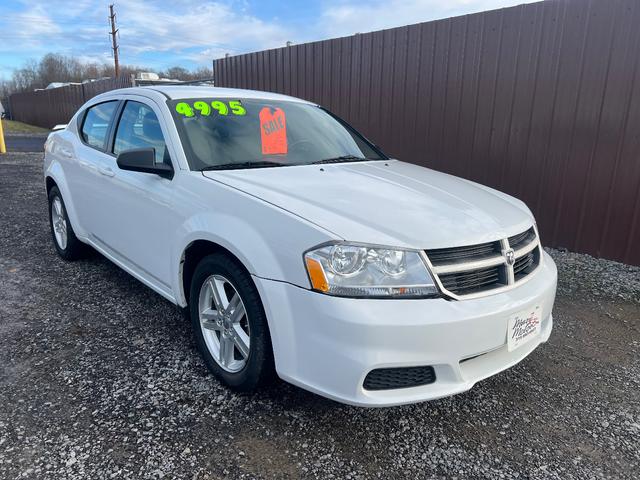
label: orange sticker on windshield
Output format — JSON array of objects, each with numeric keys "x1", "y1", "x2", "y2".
[{"x1": 259, "y1": 107, "x2": 287, "y2": 155}]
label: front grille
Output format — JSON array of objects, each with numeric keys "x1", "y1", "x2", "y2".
[
  {"x1": 508, "y1": 227, "x2": 536, "y2": 250},
  {"x1": 363, "y1": 366, "x2": 436, "y2": 391},
  {"x1": 513, "y1": 248, "x2": 540, "y2": 281},
  {"x1": 427, "y1": 241, "x2": 501, "y2": 266},
  {"x1": 425, "y1": 226, "x2": 541, "y2": 298},
  {"x1": 439, "y1": 266, "x2": 503, "y2": 295}
]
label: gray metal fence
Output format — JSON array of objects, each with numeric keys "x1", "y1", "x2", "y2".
[{"x1": 8, "y1": 76, "x2": 134, "y2": 128}]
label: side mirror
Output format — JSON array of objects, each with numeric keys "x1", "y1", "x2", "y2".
[{"x1": 116, "y1": 148, "x2": 173, "y2": 179}]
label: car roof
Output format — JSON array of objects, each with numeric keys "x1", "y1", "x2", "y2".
[{"x1": 100, "y1": 85, "x2": 315, "y2": 105}]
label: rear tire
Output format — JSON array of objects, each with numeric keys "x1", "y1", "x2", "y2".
[
  {"x1": 189, "y1": 253, "x2": 275, "y2": 392},
  {"x1": 48, "y1": 186, "x2": 84, "y2": 260}
]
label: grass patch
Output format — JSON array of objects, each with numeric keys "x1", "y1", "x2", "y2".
[{"x1": 1, "y1": 119, "x2": 50, "y2": 134}]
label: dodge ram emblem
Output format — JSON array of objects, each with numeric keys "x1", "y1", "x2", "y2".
[{"x1": 505, "y1": 248, "x2": 516, "y2": 266}]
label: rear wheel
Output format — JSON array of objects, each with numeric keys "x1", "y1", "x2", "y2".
[
  {"x1": 48, "y1": 186, "x2": 84, "y2": 260},
  {"x1": 189, "y1": 253, "x2": 275, "y2": 392}
]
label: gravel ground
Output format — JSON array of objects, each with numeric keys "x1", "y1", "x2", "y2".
[{"x1": 1, "y1": 150, "x2": 639, "y2": 479}]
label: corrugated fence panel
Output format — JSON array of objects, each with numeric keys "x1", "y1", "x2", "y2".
[
  {"x1": 9, "y1": 76, "x2": 134, "y2": 129},
  {"x1": 214, "y1": 0, "x2": 640, "y2": 265}
]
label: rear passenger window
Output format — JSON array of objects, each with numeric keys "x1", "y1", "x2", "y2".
[{"x1": 81, "y1": 101, "x2": 118, "y2": 150}]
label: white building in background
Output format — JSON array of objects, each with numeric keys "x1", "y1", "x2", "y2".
[{"x1": 45, "y1": 82, "x2": 81, "y2": 90}]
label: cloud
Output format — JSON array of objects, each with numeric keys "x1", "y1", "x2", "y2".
[
  {"x1": 4, "y1": 5, "x2": 62, "y2": 49},
  {"x1": 317, "y1": 0, "x2": 540, "y2": 38},
  {"x1": 1, "y1": 0, "x2": 292, "y2": 71},
  {"x1": 112, "y1": 1, "x2": 292, "y2": 62},
  {"x1": 0, "y1": 1, "x2": 107, "y2": 60}
]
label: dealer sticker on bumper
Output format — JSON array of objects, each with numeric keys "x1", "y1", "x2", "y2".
[{"x1": 507, "y1": 306, "x2": 542, "y2": 352}]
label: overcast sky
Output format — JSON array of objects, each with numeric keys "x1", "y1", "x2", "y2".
[{"x1": 0, "y1": 0, "x2": 540, "y2": 80}]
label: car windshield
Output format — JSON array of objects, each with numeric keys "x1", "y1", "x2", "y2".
[{"x1": 168, "y1": 97, "x2": 386, "y2": 170}]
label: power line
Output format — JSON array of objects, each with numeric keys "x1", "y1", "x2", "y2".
[{"x1": 108, "y1": 4, "x2": 120, "y2": 77}]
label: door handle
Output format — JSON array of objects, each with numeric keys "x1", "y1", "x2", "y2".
[
  {"x1": 59, "y1": 148, "x2": 73, "y2": 159},
  {"x1": 98, "y1": 166, "x2": 115, "y2": 177}
]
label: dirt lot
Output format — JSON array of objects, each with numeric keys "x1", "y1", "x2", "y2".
[{"x1": 1, "y1": 146, "x2": 639, "y2": 479}]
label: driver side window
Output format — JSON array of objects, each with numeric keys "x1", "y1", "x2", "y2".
[{"x1": 113, "y1": 101, "x2": 169, "y2": 165}]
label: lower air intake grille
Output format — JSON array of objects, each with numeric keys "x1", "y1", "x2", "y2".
[{"x1": 363, "y1": 366, "x2": 436, "y2": 391}]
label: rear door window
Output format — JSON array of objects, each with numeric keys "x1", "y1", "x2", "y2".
[{"x1": 80, "y1": 101, "x2": 118, "y2": 150}]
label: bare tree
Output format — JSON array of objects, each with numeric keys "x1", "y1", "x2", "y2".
[
  {"x1": 159, "y1": 65, "x2": 213, "y2": 81},
  {"x1": 0, "y1": 53, "x2": 214, "y2": 96}
]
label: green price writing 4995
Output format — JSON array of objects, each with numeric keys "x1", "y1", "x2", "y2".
[{"x1": 175, "y1": 100, "x2": 246, "y2": 117}]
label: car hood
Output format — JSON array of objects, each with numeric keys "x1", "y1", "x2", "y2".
[{"x1": 202, "y1": 160, "x2": 534, "y2": 249}]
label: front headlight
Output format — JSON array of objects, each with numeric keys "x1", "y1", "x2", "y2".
[{"x1": 304, "y1": 243, "x2": 438, "y2": 298}]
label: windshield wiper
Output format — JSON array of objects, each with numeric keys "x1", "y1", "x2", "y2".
[
  {"x1": 311, "y1": 155, "x2": 371, "y2": 165},
  {"x1": 200, "y1": 161, "x2": 285, "y2": 171}
]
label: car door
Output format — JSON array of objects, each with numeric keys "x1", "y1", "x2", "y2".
[
  {"x1": 90, "y1": 97, "x2": 179, "y2": 295},
  {"x1": 67, "y1": 100, "x2": 120, "y2": 235}
]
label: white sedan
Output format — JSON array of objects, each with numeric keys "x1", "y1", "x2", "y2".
[{"x1": 44, "y1": 86, "x2": 557, "y2": 407}]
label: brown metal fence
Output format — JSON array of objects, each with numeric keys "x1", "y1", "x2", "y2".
[
  {"x1": 8, "y1": 76, "x2": 134, "y2": 129},
  {"x1": 215, "y1": 0, "x2": 640, "y2": 266}
]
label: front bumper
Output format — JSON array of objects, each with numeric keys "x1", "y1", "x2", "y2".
[{"x1": 254, "y1": 251, "x2": 557, "y2": 407}]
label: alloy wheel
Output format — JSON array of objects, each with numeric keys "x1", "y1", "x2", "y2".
[
  {"x1": 51, "y1": 196, "x2": 68, "y2": 250},
  {"x1": 198, "y1": 274, "x2": 251, "y2": 373}
]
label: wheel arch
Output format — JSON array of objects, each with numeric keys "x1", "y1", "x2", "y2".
[
  {"x1": 179, "y1": 239, "x2": 253, "y2": 309},
  {"x1": 44, "y1": 161, "x2": 87, "y2": 239},
  {"x1": 45, "y1": 175, "x2": 57, "y2": 194},
  {"x1": 179, "y1": 238, "x2": 286, "y2": 378}
]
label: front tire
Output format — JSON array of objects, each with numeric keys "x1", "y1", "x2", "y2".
[
  {"x1": 48, "y1": 186, "x2": 84, "y2": 260},
  {"x1": 189, "y1": 253, "x2": 275, "y2": 392}
]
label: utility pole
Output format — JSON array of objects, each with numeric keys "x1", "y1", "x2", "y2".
[{"x1": 109, "y1": 4, "x2": 120, "y2": 77}]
